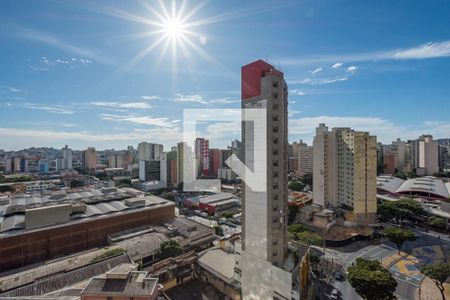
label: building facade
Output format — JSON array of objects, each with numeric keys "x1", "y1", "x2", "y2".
[
  {"x1": 313, "y1": 124, "x2": 377, "y2": 225},
  {"x1": 297, "y1": 140, "x2": 313, "y2": 177},
  {"x1": 195, "y1": 138, "x2": 210, "y2": 177},
  {"x1": 417, "y1": 134, "x2": 439, "y2": 175},
  {"x1": 240, "y1": 60, "x2": 292, "y2": 300},
  {"x1": 138, "y1": 142, "x2": 163, "y2": 161},
  {"x1": 84, "y1": 147, "x2": 97, "y2": 170},
  {"x1": 62, "y1": 145, "x2": 73, "y2": 170}
]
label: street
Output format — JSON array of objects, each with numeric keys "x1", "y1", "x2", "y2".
[{"x1": 315, "y1": 225, "x2": 450, "y2": 300}]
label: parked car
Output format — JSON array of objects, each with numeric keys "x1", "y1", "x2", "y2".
[{"x1": 333, "y1": 271, "x2": 345, "y2": 281}]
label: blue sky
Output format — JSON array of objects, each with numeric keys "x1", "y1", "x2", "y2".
[{"x1": 1, "y1": 0, "x2": 450, "y2": 151}]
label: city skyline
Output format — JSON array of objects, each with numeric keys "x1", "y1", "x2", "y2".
[{"x1": 1, "y1": 0, "x2": 450, "y2": 151}]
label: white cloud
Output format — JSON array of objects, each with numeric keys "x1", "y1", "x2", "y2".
[
  {"x1": 290, "y1": 89, "x2": 306, "y2": 96},
  {"x1": 289, "y1": 76, "x2": 348, "y2": 86},
  {"x1": 0, "y1": 127, "x2": 182, "y2": 151},
  {"x1": 347, "y1": 66, "x2": 357, "y2": 73},
  {"x1": 393, "y1": 41, "x2": 450, "y2": 59},
  {"x1": 332, "y1": 62, "x2": 343, "y2": 69},
  {"x1": 173, "y1": 93, "x2": 239, "y2": 106},
  {"x1": 289, "y1": 116, "x2": 450, "y2": 145},
  {"x1": 141, "y1": 95, "x2": 161, "y2": 100},
  {"x1": 100, "y1": 113, "x2": 179, "y2": 127},
  {"x1": 309, "y1": 67, "x2": 322, "y2": 74},
  {"x1": 14, "y1": 26, "x2": 111, "y2": 64},
  {"x1": 0, "y1": 85, "x2": 21, "y2": 93},
  {"x1": 174, "y1": 93, "x2": 209, "y2": 105},
  {"x1": 37, "y1": 57, "x2": 93, "y2": 69},
  {"x1": 209, "y1": 98, "x2": 240, "y2": 105},
  {"x1": 22, "y1": 103, "x2": 74, "y2": 114},
  {"x1": 91, "y1": 101, "x2": 152, "y2": 109},
  {"x1": 287, "y1": 78, "x2": 312, "y2": 85},
  {"x1": 280, "y1": 40, "x2": 450, "y2": 66}
]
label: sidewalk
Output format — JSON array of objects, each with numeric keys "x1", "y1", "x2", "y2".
[{"x1": 417, "y1": 277, "x2": 441, "y2": 300}]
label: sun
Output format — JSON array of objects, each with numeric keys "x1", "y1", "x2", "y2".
[
  {"x1": 163, "y1": 18, "x2": 184, "y2": 40},
  {"x1": 98, "y1": 0, "x2": 229, "y2": 83}
]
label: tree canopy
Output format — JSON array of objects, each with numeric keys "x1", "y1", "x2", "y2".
[
  {"x1": 288, "y1": 180, "x2": 305, "y2": 192},
  {"x1": 421, "y1": 262, "x2": 450, "y2": 300},
  {"x1": 427, "y1": 216, "x2": 447, "y2": 230},
  {"x1": 347, "y1": 258, "x2": 397, "y2": 300},
  {"x1": 158, "y1": 240, "x2": 182, "y2": 259},
  {"x1": 378, "y1": 198, "x2": 424, "y2": 223},
  {"x1": 384, "y1": 227, "x2": 416, "y2": 254}
]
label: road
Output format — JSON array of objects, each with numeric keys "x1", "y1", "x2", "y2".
[{"x1": 317, "y1": 226, "x2": 450, "y2": 300}]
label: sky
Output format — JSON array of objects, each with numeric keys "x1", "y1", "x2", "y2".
[{"x1": 1, "y1": 0, "x2": 450, "y2": 151}]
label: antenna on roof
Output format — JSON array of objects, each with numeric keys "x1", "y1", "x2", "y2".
[{"x1": 265, "y1": 54, "x2": 269, "y2": 63}]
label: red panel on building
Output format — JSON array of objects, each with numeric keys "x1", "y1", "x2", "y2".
[{"x1": 241, "y1": 59, "x2": 284, "y2": 100}]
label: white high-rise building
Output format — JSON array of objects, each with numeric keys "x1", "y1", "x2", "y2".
[
  {"x1": 62, "y1": 145, "x2": 73, "y2": 170},
  {"x1": 313, "y1": 124, "x2": 377, "y2": 225},
  {"x1": 238, "y1": 60, "x2": 295, "y2": 300}
]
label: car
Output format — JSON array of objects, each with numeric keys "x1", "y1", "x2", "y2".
[{"x1": 333, "y1": 271, "x2": 345, "y2": 281}]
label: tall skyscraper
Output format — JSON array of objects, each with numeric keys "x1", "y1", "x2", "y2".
[
  {"x1": 313, "y1": 124, "x2": 377, "y2": 225},
  {"x1": 239, "y1": 60, "x2": 292, "y2": 299},
  {"x1": 62, "y1": 145, "x2": 73, "y2": 170}
]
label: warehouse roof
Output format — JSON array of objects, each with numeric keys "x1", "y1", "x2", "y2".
[
  {"x1": 377, "y1": 175, "x2": 405, "y2": 193},
  {"x1": 377, "y1": 176, "x2": 450, "y2": 200}
]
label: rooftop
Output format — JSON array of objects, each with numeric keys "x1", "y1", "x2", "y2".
[
  {"x1": 377, "y1": 176, "x2": 450, "y2": 200},
  {"x1": 81, "y1": 268, "x2": 160, "y2": 297},
  {"x1": 0, "y1": 188, "x2": 173, "y2": 235},
  {"x1": 197, "y1": 248, "x2": 235, "y2": 284}
]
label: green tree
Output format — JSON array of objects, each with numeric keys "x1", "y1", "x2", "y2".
[
  {"x1": 378, "y1": 198, "x2": 424, "y2": 224},
  {"x1": 288, "y1": 180, "x2": 305, "y2": 191},
  {"x1": 221, "y1": 211, "x2": 234, "y2": 219},
  {"x1": 288, "y1": 223, "x2": 304, "y2": 233},
  {"x1": 427, "y1": 216, "x2": 447, "y2": 230},
  {"x1": 421, "y1": 262, "x2": 450, "y2": 300},
  {"x1": 347, "y1": 258, "x2": 397, "y2": 300},
  {"x1": 158, "y1": 240, "x2": 182, "y2": 259},
  {"x1": 384, "y1": 227, "x2": 416, "y2": 255},
  {"x1": 296, "y1": 231, "x2": 322, "y2": 246}
]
